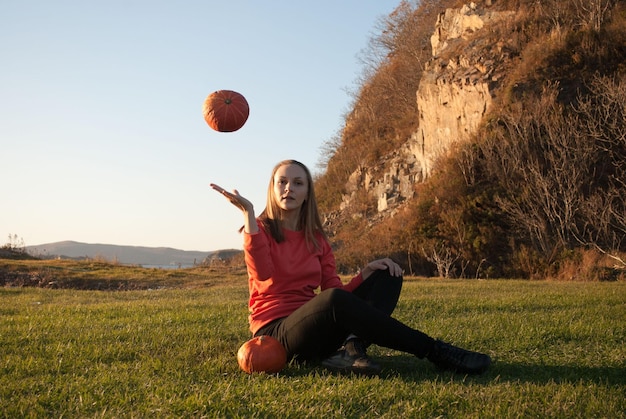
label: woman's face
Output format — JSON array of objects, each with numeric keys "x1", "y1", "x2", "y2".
[{"x1": 273, "y1": 163, "x2": 309, "y2": 213}]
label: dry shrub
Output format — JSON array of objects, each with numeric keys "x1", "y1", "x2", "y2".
[
  {"x1": 552, "y1": 248, "x2": 626, "y2": 281},
  {"x1": 510, "y1": 245, "x2": 548, "y2": 280}
]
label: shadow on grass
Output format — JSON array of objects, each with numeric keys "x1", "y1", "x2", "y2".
[
  {"x1": 489, "y1": 360, "x2": 626, "y2": 386},
  {"x1": 282, "y1": 355, "x2": 626, "y2": 386}
]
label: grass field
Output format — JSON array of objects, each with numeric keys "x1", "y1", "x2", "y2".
[{"x1": 1, "y1": 262, "x2": 624, "y2": 418}]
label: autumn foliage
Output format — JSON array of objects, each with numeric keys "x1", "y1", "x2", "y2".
[{"x1": 315, "y1": 0, "x2": 626, "y2": 279}]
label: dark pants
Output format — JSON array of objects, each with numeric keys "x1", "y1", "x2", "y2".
[{"x1": 254, "y1": 269, "x2": 435, "y2": 362}]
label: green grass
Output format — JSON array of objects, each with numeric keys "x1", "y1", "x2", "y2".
[{"x1": 1, "y1": 275, "x2": 624, "y2": 418}]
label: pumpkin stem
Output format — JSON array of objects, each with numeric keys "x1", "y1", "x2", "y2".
[{"x1": 224, "y1": 99, "x2": 232, "y2": 104}]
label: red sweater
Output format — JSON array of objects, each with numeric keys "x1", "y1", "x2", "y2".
[{"x1": 243, "y1": 222, "x2": 363, "y2": 334}]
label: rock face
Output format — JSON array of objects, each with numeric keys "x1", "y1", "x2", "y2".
[
  {"x1": 413, "y1": 2, "x2": 515, "y2": 176},
  {"x1": 410, "y1": 70, "x2": 492, "y2": 176},
  {"x1": 339, "y1": 2, "x2": 516, "y2": 216}
]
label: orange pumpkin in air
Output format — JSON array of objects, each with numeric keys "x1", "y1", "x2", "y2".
[
  {"x1": 202, "y1": 89, "x2": 249, "y2": 132},
  {"x1": 237, "y1": 335, "x2": 287, "y2": 374}
]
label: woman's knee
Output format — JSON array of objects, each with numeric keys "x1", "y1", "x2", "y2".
[
  {"x1": 390, "y1": 272, "x2": 403, "y2": 290},
  {"x1": 318, "y1": 287, "x2": 352, "y2": 306},
  {"x1": 368, "y1": 269, "x2": 403, "y2": 290}
]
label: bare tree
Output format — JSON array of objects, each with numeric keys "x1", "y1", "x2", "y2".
[
  {"x1": 572, "y1": 0, "x2": 615, "y2": 31},
  {"x1": 478, "y1": 76, "x2": 626, "y2": 264},
  {"x1": 572, "y1": 75, "x2": 626, "y2": 262},
  {"x1": 2, "y1": 234, "x2": 26, "y2": 253},
  {"x1": 422, "y1": 242, "x2": 459, "y2": 278}
]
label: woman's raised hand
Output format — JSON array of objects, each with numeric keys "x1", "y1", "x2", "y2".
[
  {"x1": 210, "y1": 183, "x2": 254, "y2": 213},
  {"x1": 210, "y1": 183, "x2": 258, "y2": 234}
]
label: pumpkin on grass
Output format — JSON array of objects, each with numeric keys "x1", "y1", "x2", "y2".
[
  {"x1": 237, "y1": 335, "x2": 287, "y2": 374},
  {"x1": 202, "y1": 89, "x2": 249, "y2": 132}
]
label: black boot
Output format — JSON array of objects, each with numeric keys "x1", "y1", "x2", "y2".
[
  {"x1": 321, "y1": 338, "x2": 381, "y2": 375},
  {"x1": 427, "y1": 340, "x2": 491, "y2": 374}
]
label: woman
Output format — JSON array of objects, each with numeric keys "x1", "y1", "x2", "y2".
[{"x1": 211, "y1": 159, "x2": 491, "y2": 375}]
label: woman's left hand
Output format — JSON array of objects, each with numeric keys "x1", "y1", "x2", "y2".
[{"x1": 361, "y1": 258, "x2": 403, "y2": 279}]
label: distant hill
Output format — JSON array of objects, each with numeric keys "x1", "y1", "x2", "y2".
[{"x1": 26, "y1": 241, "x2": 239, "y2": 266}]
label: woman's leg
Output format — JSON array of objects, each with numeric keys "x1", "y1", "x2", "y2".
[
  {"x1": 351, "y1": 269, "x2": 403, "y2": 316},
  {"x1": 326, "y1": 269, "x2": 404, "y2": 372},
  {"x1": 268, "y1": 284, "x2": 435, "y2": 361},
  {"x1": 256, "y1": 270, "x2": 491, "y2": 374}
]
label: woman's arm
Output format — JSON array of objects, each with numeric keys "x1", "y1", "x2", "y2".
[
  {"x1": 210, "y1": 183, "x2": 258, "y2": 234},
  {"x1": 211, "y1": 183, "x2": 275, "y2": 280}
]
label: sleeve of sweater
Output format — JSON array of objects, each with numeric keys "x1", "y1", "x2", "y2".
[{"x1": 243, "y1": 224, "x2": 273, "y2": 281}]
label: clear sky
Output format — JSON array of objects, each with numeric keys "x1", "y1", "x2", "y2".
[{"x1": 1, "y1": 1, "x2": 400, "y2": 252}]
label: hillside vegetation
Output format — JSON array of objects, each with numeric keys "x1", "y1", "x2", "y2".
[{"x1": 315, "y1": 0, "x2": 626, "y2": 279}]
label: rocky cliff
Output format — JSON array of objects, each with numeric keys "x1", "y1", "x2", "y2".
[{"x1": 339, "y1": 2, "x2": 516, "y2": 217}]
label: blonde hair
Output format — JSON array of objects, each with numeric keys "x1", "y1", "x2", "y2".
[{"x1": 258, "y1": 159, "x2": 327, "y2": 250}]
